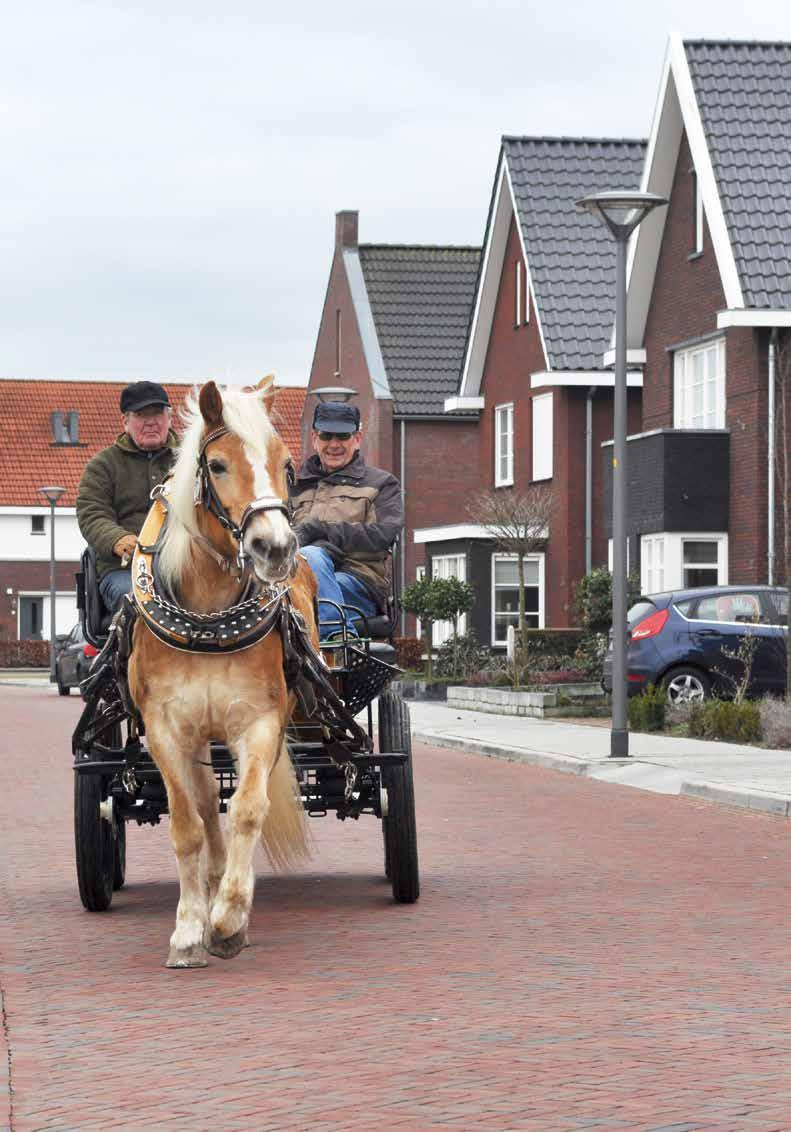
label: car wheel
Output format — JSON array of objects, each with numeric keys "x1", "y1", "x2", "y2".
[{"x1": 664, "y1": 666, "x2": 711, "y2": 705}]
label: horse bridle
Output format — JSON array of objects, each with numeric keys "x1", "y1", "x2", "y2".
[{"x1": 195, "y1": 426, "x2": 295, "y2": 571}]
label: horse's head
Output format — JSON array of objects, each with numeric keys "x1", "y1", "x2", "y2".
[{"x1": 196, "y1": 379, "x2": 298, "y2": 584}]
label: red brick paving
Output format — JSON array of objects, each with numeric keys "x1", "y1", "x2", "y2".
[{"x1": 2, "y1": 685, "x2": 791, "y2": 1130}]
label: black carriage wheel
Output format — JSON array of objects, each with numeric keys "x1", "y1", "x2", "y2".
[
  {"x1": 378, "y1": 691, "x2": 419, "y2": 903},
  {"x1": 113, "y1": 816, "x2": 126, "y2": 890},
  {"x1": 74, "y1": 772, "x2": 115, "y2": 911}
]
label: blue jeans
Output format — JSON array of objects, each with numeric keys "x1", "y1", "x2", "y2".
[
  {"x1": 300, "y1": 546, "x2": 378, "y2": 640},
  {"x1": 99, "y1": 568, "x2": 132, "y2": 613}
]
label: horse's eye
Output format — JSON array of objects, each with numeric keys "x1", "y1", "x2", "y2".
[{"x1": 208, "y1": 459, "x2": 227, "y2": 475}]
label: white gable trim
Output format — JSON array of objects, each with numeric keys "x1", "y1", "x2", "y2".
[
  {"x1": 625, "y1": 33, "x2": 743, "y2": 351},
  {"x1": 531, "y1": 371, "x2": 643, "y2": 389},
  {"x1": 342, "y1": 248, "x2": 392, "y2": 400},
  {"x1": 602, "y1": 348, "x2": 646, "y2": 368},
  {"x1": 717, "y1": 310, "x2": 791, "y2": 329},
  {"x1": 456, "y1": 154, "x2": 548, "y2": 402},
  {"x1": 443, "y1": 395, "x2": 485, "y2": 411},
  {"x1": 414, "y1": 524, "x2": 493, "y2": 544}
]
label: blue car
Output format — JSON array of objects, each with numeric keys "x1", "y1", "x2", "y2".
[{"x1": 602, "y1": 585, "x2": 788, "y2": 704}]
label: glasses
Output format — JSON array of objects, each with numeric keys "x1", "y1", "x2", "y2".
[
  {"x1": 129, "y1": 406, "x2": 170, "y2": 419},
  {"x1": 316, "y1": 431, "x2": 354, "y2": 442}
]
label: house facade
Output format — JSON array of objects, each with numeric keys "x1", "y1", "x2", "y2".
[
  {"x1": 0, "y1": 378, "x2": 305, "y2": 642},
  {"x1": 304, "y1": 211, "x2": 481, "y2": 634},
  {"x1": 615, "y1": 36, "x2": 791, "y2": 595}
]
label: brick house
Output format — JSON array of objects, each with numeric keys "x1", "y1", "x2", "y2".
[
  {"x1": 417, "y1": 136, "x2": 646, "y2": 646},
  {"x1": 0, "y1": 379, "x2": 305, "y2": 642},
  {"x1": 612, "y1": 36, "x2": 791, "y2": 595},
  {"x1": 304, "y1": 211, "x2": 481, "y2": 633}
]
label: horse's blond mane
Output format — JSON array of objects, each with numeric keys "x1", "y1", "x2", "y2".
[{"x1": 158, "y1": 383, "x2": 277, "y2": 586}]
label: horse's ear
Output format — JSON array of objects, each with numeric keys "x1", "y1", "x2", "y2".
[
  {"x1": 255, "y1": 374, "x2": 276, "y2": 415},
  {"x1": 199, "y1": 381, "x2": 224, "y2": 429}
]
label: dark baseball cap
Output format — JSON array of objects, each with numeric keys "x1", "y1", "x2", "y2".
[
  {"x1": 312, "y1": 401, "x2": 360, "y2": 433},
  {"x1": 120, "y1": 381, "x2": 171, "y2": 413}
]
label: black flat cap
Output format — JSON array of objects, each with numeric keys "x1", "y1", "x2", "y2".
[
  {"x1": 312, "y1": 401, "x2": 360, "y2": 432},
  {"x1": 120, "y1": 381, "x2": 171, "y2": 413}
]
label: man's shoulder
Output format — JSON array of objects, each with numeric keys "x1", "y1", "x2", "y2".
[{"x1": 356, "y1": 459, "x2": 400, "y2": 491}]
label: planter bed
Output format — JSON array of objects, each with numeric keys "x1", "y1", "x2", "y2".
[{"x1": 447, "y1": 683, "x2": 607, "y2": 718}]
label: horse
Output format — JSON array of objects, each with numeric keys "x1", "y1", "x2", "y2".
[{"x1": 127, "y1": 378, "x2": 318, "y2": 968}]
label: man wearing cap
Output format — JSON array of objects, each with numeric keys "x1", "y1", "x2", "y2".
[
  {"x1": 291, "y1": 401, "x2": 403, "y2": 639},
  {"x1": 77, "y1": 381, "x2": 178, "y2": 612}
]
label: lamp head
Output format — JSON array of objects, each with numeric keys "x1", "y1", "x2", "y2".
[
  {"x1": 576, "y1": 190, "x2": 668, "y2": 239},
  {"x1": 38, "y1": 485, "x2": 66, "y2": 505},
  {"x1": 311, "y1": 385, "x2": 357, "y2": 404}
]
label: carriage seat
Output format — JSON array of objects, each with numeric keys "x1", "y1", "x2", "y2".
[{"x1": 76, "y1": 545, "x2": 114, "y2": 649}]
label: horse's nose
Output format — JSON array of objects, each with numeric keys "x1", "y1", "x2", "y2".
[{"x1": 248, "y1": 530, "x2": 297, "y2": 567}]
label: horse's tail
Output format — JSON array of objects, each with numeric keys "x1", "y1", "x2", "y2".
[{"x1": 261, "y1": 741, "x2": 312, "y2": 869}]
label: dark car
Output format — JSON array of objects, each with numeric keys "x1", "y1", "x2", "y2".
[
  {"x1": 602, "y1": 585, "x2": 788, "y2": 704},
  {"x1": 55, "y1": 624, "x2": 99, "y2": 696}
]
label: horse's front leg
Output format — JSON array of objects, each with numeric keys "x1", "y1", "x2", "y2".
[
  {"x1": 209, "y1": 712, "x2": 281, "y2": 958},
  {"x1": 146, "y1": 719, "x2": 210, "y2": 969},
  {"x1": 190, "y1": 754, "x2": 226, "y2": 909}
]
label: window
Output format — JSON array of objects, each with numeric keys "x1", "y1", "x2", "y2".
[
  {"x1": 692, "y1": 169, "x2": 703, "y2": 253},
  {"x1": 531, "y1": 393, "x2": 553, "y2": 480},
  {"x1": 31, "y1": 515, "x2": 45, "y2": 535},
  {"x1": 494, "y1": 403, "x2": 513, "y2": 486},
  {"x1": 674, "y1": 338, "x2": 725, "y2": 429},
  {"x1": 430, "y1": 554, "x2": 466, "y2": 647},
  {"x1": 639, "y1": 533, "x2": 727, "y2": 593},
  {"x1": 515, "y1": 260, "x2": 522, "y2": 326},
  {"x1": 689, "y1": 591, "x2": 762, "y2": 625},
  {"x1": 491, "y1": 554, "x2": 543, "y2": 645}
]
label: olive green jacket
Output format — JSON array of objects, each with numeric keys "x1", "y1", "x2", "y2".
[{"x1": 76, "y1": 431, "x2": 178, "y2": 578}]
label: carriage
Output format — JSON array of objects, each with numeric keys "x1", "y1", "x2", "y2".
[{"x1": 70, "y1": 381, "x2": 418, "y2": 966}]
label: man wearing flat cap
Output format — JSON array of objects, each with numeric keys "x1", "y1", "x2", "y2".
[
  {"x1": 77, "y1": 381, "x2": 178, "y2": 612},
  {"x1": 290, "y1": 400, "x2": 403, "y2": 639}
]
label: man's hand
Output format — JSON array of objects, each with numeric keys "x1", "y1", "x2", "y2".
[{"x1": 112, "y1": 534, "x2": 138, "y2": 564}]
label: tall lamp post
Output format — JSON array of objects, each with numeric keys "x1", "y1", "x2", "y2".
[
  {"x1": 575, "y1": 191, "x2": 667, "y2": 758},
  {"x1": 38, "y1": 485, "x2": 66, "y2": 683}
]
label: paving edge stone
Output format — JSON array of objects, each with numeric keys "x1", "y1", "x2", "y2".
[
  {"x1": 681, "y1": 780, "x2": 790, "y2": 817},
  {"x1": 411, "y1": 730, "x2": 591, "y2": 776}
]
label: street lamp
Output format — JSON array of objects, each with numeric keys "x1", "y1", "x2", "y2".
[
  {"x1": 576, "y1": 191, "x2": 667, "y2": 757},
  {"x1": 310, "y1": 386, "x2": 357, "y2": 403},
  {"x1": 38, "y1": 485, "x2": 66, "y2": 683}
]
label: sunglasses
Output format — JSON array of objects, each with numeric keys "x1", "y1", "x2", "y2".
[{"x1": 317, "y1": 431, "x2": 354, "y2": 442}]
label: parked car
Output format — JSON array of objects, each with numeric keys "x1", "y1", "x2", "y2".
[
  {"x1": 55, "y1": 624, "x2": 99, "y2": 696},
  {"x1": 602, "y1": 585, "x2": 788, "y2": 704}
]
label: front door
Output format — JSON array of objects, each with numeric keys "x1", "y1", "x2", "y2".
[{"x1": 19, "y1": 596, "x2": 44, "y2": 640}]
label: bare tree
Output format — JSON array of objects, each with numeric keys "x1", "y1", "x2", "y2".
[{"x1": 467, "y1": 485, "x2": 555, "y2": 641}]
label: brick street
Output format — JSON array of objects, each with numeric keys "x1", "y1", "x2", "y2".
[{"x1": 2, "y1": 685, "x2": 791, "y2": 1131}]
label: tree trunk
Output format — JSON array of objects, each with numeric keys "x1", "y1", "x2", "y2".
[
  {"x1": 517, "y1": 551, "x2": 526, "y2": 639},
  {"x1": 424, "y1": 624, "x2": 433, "y2": 681}
]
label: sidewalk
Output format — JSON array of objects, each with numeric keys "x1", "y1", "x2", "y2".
[{"x1": 407, "y1": 698, "x2": 791, "y2": 819}]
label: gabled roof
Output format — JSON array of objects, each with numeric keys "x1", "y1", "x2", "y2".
[
  {"x1": 357, "y1": 245, "x2": 481, "y2": 415},
  {"x1": 458, "y1": 137, "x2": 646, "y2": 398},
  {"x1": 505, "y1": 137, "x2": 647, "y2": 370},
  {"x1": 0, "y1": 380, "x2": 305, "y2": 508},
  {"x1": 685, "y1": 39, "x2": 791, "y2": 309}
]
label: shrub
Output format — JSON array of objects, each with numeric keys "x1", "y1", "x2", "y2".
[
  {"x1": 628, "y1": 683, "x2": 666, "y2": 732},
  {"x1": 528, "y1": 668, "x2": 587, "y2": 686},
  {"x1": 759, "y1": 697, "x2": 791, "y2": 749},
  {"x1": 573, "y1": 632, "x2": 609, "y2": 679},
  {"x1": 687, "y1": 698, "x2": 762, "y2": 743},
  {"x1": 393, "y1": 636, "x2": 423, "y2": 672},
  {"x1": 0, "y1": 640, "x2": 50, "y2": 668},
  {"x1": 433, "y1": 632, "x2": 490, "y2": 680}
]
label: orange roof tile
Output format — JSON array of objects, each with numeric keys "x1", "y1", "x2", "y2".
[{"x1": 0, "y1": 380, "x2": 307, "y2": 508}]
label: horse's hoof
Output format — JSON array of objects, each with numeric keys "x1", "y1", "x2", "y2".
[
  {"x1": 207, "y1": 929, "x2": 247, "y2": 960},
  {"x1": 166, "y1": 943, "x2": 209, "y2": 969}
]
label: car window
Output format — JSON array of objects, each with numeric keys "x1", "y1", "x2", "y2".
[
  {"x1": 684, "y1": 592, "x2": 763, "y2": 624},
  {"x1": 69, "y1": 625, "x2": 81, "y2": 643},
  {"x1": 627, "y1": 600, "x2": 657, "y2": 627},
  {"x1": 770, "y1": 590, "x2": 788, "y2": 626}
]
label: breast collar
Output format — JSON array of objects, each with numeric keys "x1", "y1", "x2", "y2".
[{"x1": 131, "y1": 486, "x2": 289, "y2": 653}]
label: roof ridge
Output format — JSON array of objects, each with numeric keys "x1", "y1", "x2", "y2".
[
  {"x1": 501, "y1": 135, "x2": 646, "y2": 146},
  {"x1": 684, "y1": 37, "x2": 791, "y2": 48},
  {"x1": 358, "y1": 243, "x2": 481, "y2": 252}
]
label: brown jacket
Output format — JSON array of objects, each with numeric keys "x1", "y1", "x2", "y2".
[{"x1": 290, "y1": 452, "x2": 403, "y2": 606}]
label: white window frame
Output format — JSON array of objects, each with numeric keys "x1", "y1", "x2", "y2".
[
  {"x1": 494, "y1": 403, "x2": 514, "y2": 487},
  {"x1": 639, "y1": 532, "x2": 728, "y2": 593},
  {"x1": 515, "y1": 260, "x2": 522, "y2": 326},
  {"x1": 673, "y1": 338, "x2": 725, "y2": 429},
  {"x1": 531, "y1": 392, "x2": 553, "y2": 481},
  {"x1": 607, "y1": 538, "x2": 631, "y2": 576},
  {"x1": 490, "y1": 553, "x2": 545, "y2": 646},
  {"x1": 430, "y1": 554, "x2": 467, "y2": 647},
  {"x1": 693, "y1": 169, "x2": 703, "y2": 253}
]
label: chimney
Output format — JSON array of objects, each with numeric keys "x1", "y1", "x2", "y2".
[
  {"x1": 335, "y1": 210, "x2": 358, "y2": 250},
  {"x1": 50, "y1": 411, "x2": 67, "y2": 444},
  {"x1": 67, "y1": 410, "x2": 80, "y2": 444}
]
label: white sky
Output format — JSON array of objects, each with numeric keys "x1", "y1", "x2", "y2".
[{"x1": 1, "y1": 0, "x2": 787, "y2": 386}]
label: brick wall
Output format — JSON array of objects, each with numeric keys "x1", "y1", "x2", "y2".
[{"x1": 0, "y1": 560, "x2": 79, "y2": 640}]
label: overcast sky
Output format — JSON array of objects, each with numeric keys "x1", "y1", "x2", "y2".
[{"x1": 1, "y1": 1, "x2": 787, "y2": 387}]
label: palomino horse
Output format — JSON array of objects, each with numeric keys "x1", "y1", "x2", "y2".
[{"x1": 128, "y1": 379, "x2": 317, "y2": 968}]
